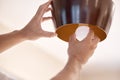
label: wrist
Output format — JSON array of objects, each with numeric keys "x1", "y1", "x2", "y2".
[
  {"x1": 68, "y1": 56, "x2": 82, "y2": 69},
  {"x1": 13, "y1": 30, "x2": 27, "y2": 41},
  {"x1": 69, "y1": 53, "x2": 85, "y2": 65}
]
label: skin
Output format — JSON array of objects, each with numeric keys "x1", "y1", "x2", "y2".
[
  {"x1": 0, "y1": 0, "x2": 100, "y2": 80},
  {"x1": 51, "y1": 30, "x2": 100, "y2": 80},
  {"x1": 0, "y1": 0, "x2": 56, "y2": 53}
]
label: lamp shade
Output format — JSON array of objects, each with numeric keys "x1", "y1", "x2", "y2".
[{"x1": 51, "y1": 0, "x2": 114, "y2": 42}]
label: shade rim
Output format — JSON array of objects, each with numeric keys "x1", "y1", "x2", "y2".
[{"x1": 56, "y1": 23, "x2": 107, "y2": 42}]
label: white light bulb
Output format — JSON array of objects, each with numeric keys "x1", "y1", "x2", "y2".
[{"x1": 75, "y1": 26, "x2": 89, "y2": 41}]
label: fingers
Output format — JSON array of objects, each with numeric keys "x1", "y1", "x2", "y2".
[
  {"x1": 83, "y1": 29, "x2": 94, "y2": 43},
  {"x1": 89, "y1": 32, "x2": 100, "y2": 49},
  {"x1": 82, "y1": 29, "x2": 100, "y2": 48},
  {"x1": 92, "y1": 35, "x2": 100, "y2": 44},
  {"x1": 69, "y1": 34, "x2": 77, "y2": 45},
  {"x1": 41, "y1": 0, "x2": 52, "y2": 8},
  {"x1": 35, "y1": 0, "x2": 52, "y2": 20},
  {"x1": 69, "y1": 29, "x2": 100, "y2": 45},
  {"x1": 41, "y1": 7, "x2": 53, "y2": 21},
  {"x1": 42, "y1": 17, "x2": 53, "y2": 22},
  {"x1": 46, "y1": 8, "x2": 52, "y2": 13},
  {"x1": 90, "y1": 36, "x2": 99, "y2": 50},
  {"x1": 69, "y1": 34, "x2": 76, "y2": 42},
  {"x1": 41, "y1": 0, "x2": 52, "y2": 11}
]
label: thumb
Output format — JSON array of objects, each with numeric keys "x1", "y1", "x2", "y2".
[{"x1": 42, "y1": 31, "x2": 57, "y2": 37}]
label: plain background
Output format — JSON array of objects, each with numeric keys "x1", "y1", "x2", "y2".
[{"x1": 0, "y1": 0, "x2": 120, "y2": 80}]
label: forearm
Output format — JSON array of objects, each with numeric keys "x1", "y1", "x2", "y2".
[
  {"x1": 51, "y1": 56, "x2": 82, "y2": 80},
  {"x1": 0, "y1": 30, "x2": 26, "y2": 53},
  {"x1": 0, "y1": 1, "x2": 56, "y2": 53}
]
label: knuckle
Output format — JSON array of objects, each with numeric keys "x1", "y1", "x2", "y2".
[{"x1": 90, "y1": 45, "x2": 97, "y2": 50}]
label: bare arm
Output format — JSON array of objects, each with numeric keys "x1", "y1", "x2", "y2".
[
  {"x1": 51, "y1": 56, "x2": 81, "y2": 80},
  {"x1": 51, "y1": 30, "x2": 100, "y2": 80},
  {"x1": 0, "y1": 0, "x2": 55, "y2": 53},
  {"x1": 0, "y1": 30, "x2": 25, "y2": 53}
]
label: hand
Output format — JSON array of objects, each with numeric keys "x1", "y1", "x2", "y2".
[
  {"x1": 68, "y1": 29, "x2": 100, "y2": 64},
  {"x1": 19, "y1": 0, "x2": 56, "y2": 40}
]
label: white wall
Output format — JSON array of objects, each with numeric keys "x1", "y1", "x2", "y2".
[
  {"x1": 0, "y1": 23, "x2": 64, "y2": 80},
  {"x1": 0, "y1": 0, "x2": 120, "y2": 80}
]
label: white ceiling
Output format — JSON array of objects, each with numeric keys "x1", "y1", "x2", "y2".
[{"x1": 0, "y1": 0, "x2": 120, "y2": 71}]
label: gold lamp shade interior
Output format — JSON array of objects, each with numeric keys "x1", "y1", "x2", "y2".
[{"x1": 56, "y1": 24, "x2": 106, "y2": 42}]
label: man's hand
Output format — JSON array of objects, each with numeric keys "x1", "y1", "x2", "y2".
[
  {"x1": 0, "y1": 0, "x2": 56, "y2": 53},
  {"x1": 19, "y1": 0, "x2": 56, "y2": 40},
  {"x1": 68, "y1": 29, "x2": 100, "y2": 64},
  {"x1": 51, "y1": 30, "x2": 100, "y2": 80}
]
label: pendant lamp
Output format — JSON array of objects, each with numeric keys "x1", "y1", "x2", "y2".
[{"x1": 51, "y1": 0, "x2": 115, "y2": 42}]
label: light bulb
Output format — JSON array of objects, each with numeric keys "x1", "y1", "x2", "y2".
[{"x1": 75, "y1": 26, "x2": 89, "y2": 41}]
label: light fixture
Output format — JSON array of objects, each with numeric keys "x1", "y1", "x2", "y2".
[{"x1": 51, "y1": 0, "x2": 115, "y2": 42}]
